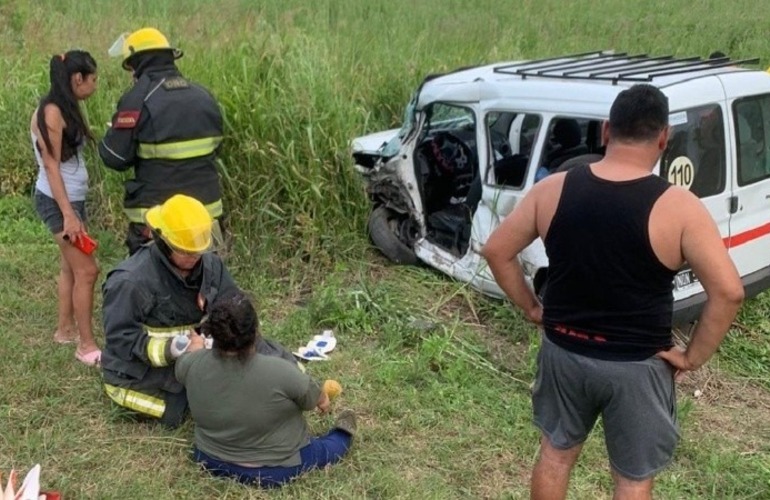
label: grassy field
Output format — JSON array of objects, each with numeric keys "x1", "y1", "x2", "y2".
[
  {"x1": 1, "y1": 0, "x2": 770, "y2": 498},
  {"x1": 2, "y1": 196, "x2": 769, "y2": 499}
]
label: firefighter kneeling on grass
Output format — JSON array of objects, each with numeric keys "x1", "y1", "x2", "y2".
[
  {"x1": 99, "y1": 27, "x2": 224, "y2": 255},
  {"x1": 101, "y1": 195, "x2": 297, "y2": 428}
]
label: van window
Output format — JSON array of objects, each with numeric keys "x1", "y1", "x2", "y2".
[
  {"x1": 526, "y1": 117, "x2": 604, "y2": 185},
  {"x1": 539, "y1": 117, "x2": 601, "y2": 168},
  {"x1": 734, "y1": 95, "x2": 770, "y2": 186},
  {"x1": 660, "y1": 105, "x2": 726, "y2": 197},
  {"x1": 485, "y1": 112, "x2": 542, "y2": 188},
  {"x1": 426, "y1": 103, "x2": 476, "y2": 132}
]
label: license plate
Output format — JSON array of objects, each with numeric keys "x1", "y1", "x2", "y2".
[{"x1": 674, "y1": 268, "x2": 698, "y2": 289}]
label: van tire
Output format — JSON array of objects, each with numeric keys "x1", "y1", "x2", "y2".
[{"x1": 368, "y1": 206, "x2": 419, "y2": 265}]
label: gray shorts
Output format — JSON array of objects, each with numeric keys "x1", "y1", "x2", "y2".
[
  {"x1": 34, "y1": 190, "x2": 87, "y2": 234},
  {"x1": 532, "y1": 336, "x2": 679, "y2": 480}
]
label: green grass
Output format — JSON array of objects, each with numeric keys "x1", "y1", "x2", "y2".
[
  {"x1": 2, "y1": 0, "x2": 770, "y2": 497},
  {"x1": 1, "y1": 196, "x2": 769, "y2": 498}
]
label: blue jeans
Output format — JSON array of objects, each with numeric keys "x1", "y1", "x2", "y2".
[{"x1": 194, "y1": 429, "x2": 353, "y2": 488}]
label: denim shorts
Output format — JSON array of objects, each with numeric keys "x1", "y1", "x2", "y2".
[
  {"x1": 532, "y1": 336, "x2": 679, "y2": 480},
  {"x1": 34, "y1": 190, "x2": 87, "y2": 234}
]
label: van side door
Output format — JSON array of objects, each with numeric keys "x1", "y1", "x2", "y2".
[
  {"x1": 471, "y1": 111, "x2": 546, "y2": 288},
  {"x1": 726, "y1": 90, "x2": 770, "y2": 295}
]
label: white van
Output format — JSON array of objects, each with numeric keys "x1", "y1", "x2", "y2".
[{"x1": 352, "y1": 51, "x2": 770, "y2": 326}]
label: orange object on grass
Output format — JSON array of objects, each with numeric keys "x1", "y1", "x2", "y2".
[{"x1": 322, "y1": 379, "x2": 342, "y2": 399}]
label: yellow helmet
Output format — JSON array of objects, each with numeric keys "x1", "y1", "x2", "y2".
[
  {"x1": 110, "y1": 28, "x2": 183, "y2": 70},
  {"x1": 145, "y1": 195, "x2": 213, "y2": 254}
]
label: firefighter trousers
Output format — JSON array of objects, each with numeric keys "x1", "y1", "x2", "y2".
[{"x1": 104, "y1": 384, "x2": 188, "y2": 428}]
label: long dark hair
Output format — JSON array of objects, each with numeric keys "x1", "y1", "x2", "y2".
[
  {"x1": 36, "y1": 50, "x2": 97, "y2": 162},
  {"x1": 200, "y1": 290, "x2": 261, "y2": 362}
]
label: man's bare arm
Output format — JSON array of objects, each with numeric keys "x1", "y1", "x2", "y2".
[
  {"x1": 658, "y1": 194, "x2": 744, "y2": 372},
  {"x1": 481, "y1": 187, "x2": 543, "y2": 324}
]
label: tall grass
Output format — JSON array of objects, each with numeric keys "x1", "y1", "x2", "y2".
[{"x1": 3, "y1": 0, "x2": 769, "y2": 272}]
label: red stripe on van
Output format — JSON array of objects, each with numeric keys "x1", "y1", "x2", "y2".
[{"x1": 724, "y1": 222, "x2": 770, "y2": 248}]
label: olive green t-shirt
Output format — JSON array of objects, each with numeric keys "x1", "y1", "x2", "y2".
[{"x1": 176, "y1": 350, "x2": 321, "y2": 467}]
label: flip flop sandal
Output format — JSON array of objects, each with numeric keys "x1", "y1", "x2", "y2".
[{"x1": 75, "y1": 349, "x2": 102, "y2": 367}]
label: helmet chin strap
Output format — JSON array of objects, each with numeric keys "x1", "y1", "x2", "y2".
[{"x1": 153, "y1": 234, "x2": 174, "y2": 259}]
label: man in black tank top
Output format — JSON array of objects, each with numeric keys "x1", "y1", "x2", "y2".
[{"x1": 483, "y1": 85, "x2": 743, "y2": 499}]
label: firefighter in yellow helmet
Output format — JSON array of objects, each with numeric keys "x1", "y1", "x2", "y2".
[
  {"x1": 99, "y1": 28, "x2": 225, "y2": 255},
  {"x1": 101, "y1": 195, "x2": 297, "y2": 428}
]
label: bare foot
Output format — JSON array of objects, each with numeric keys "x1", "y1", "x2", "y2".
[{"x1": 53, "y1": 327, "x2": 79, "y2": 344}]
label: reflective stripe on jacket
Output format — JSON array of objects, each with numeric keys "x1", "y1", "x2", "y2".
[
  {"x1": 99, "y1": 65, "x2": 224, "y2": 220},
  {"x1": 137, "y1": 136, "x2": 222, "y2": 160}
]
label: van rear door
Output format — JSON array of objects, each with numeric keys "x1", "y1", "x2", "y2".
[{"x1": 720, "y1": 72, "x2": 770, "y2": 296}]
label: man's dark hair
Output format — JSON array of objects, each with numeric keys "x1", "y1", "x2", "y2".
[
  {"x1": 608, "y1": 84, "x2": 669, "y2": 142},
  {"x1": 200, "y1": 289, "x2": 260, "y2": 362}
]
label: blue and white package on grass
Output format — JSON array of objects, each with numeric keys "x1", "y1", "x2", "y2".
[
  {"x1": 293, "y1": 348, "x2": 330, "y2": 361},
  {"x1": 293, "y1": 330, "x2": 336, "y2": 361},
  {"x1": 311, "y1": 330, "x2": 336, "y2": 354}
]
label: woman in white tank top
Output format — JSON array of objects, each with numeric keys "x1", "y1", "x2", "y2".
[{"x1": 31, "y1": 50, "x2": 101, "y2": 366}]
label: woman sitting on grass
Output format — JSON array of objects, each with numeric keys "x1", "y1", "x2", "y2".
[
  {"x1": 175, "y1": 290, "x2": 356, "y2": 488},
  {"x1": 31, "y1": 50, "x2": 101, "y2": 366}
]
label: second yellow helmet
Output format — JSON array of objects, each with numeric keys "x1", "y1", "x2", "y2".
[
  {"x1": 112, "y1": 27, "x2": 183, "y2": 70},
  {"x1": 145, "y1": 194, "x2": 213, "y2": 254}
]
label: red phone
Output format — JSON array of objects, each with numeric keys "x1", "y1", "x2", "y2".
[{"x1": 64, "y1": 232, "x2": 98, "y2": 255}]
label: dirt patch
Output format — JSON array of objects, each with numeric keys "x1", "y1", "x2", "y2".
[
  {"x1": 475, "y1": 450, "x2": 530, "y2": 499},
  {"x1": 679, "y1": 364, "x2": 770, "y2": 452},
  {"x1": 672, "y1": 325, "x2": 770, "y2": 450}
]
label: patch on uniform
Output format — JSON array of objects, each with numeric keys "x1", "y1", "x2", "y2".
[
  {"x1": 114, "y1": 110, "x2": 140, "y2": 129},
  {"x1": 162, "y1": 77, "x2": 190, "y2": 90}
]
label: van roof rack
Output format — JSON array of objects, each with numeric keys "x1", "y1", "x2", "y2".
[{"x1": 493, "y1": 50, "x2": 761, "y2": 85}]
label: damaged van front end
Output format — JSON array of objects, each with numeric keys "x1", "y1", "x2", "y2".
[{"x1": 351, "y1": 69, "x2": 549, "y2": 300}]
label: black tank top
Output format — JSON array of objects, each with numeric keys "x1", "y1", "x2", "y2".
[{"x1": 542, "y1": 165, "x2": 676, "y2": 361}]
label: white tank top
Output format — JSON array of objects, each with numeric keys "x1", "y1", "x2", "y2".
[{"x1": 32, "y1": 131, "x2": 88, "y2": 201}]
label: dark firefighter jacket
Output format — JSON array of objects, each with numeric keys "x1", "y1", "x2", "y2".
[
  {"x1": 99, "y1": 64, "x2": 224, "y2": 223},
  {"x1": 101, "y1": 244, "x2": 237, "y2": 393}
]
